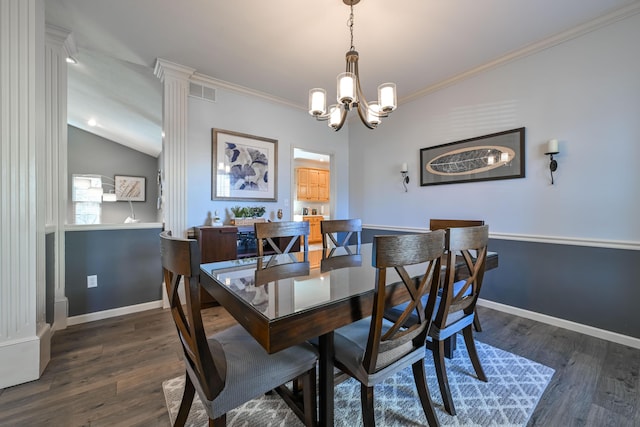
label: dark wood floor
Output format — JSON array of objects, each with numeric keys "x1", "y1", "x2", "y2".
[{"x1": 1, "y1": 305, "x2": 638, "y2": 426}]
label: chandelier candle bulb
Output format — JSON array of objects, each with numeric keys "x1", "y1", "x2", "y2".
[
  {"x1": 378, "y1": 83, "x2": 397, "y2": 112},
  {"x1": 309, "y1": 89, "x2": 327, "y2": 115},
  {"x1": 367, "y1": 102, "x2": 381, "y2": 125},
  {"x1": 328, "y1": 105, "x2": 342, "y2": 129},
  {"x1": 337, "y1": 72, "x2": 356, "y2": 104}
]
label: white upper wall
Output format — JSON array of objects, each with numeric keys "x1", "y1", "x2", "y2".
[
  {"x1": 186, "y1": 87, "x2": 350, "y2": 227},
  {"x1": 349, "y1": 12, "x2": 640, "y2": 243}
]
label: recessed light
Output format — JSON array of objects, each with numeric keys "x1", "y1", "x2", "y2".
[
  {"x1": 87, "y1": 118, "x2": 97, "y2": 127},
  {"x1": 66, "y1": 56, "x2": 78, "y2": 64}
]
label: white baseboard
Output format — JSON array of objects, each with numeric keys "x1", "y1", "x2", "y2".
[
  {"x1": 477, "y1": 298, "x2": 640, "y2": 350},
  {"x1": 0, "y1": 336, "x2": 41, "y2": 388},
  {"x1": 66, "y1": 300, "x2": 164, "y2": 326}
]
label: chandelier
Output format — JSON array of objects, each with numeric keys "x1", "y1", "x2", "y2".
[{"x1": 308, "y1": 0, "x2": 397, "y2": 131}]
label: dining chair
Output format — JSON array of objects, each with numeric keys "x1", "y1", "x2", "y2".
[
  {"x1": 429, "y1": 219, "x2": 485, "y2": 332},
  {"x1": 332, "y1": 231, "x2": 445, "y2": 426},
  {"x1": 320, "y1": 218, "x2": 362, "y2": 249},
  {"x1": 385, "y1": 225, "x2": 489, "y2": 416},
  {"x1": 255, "y1": 220, "x2": 309, "y2": 257},
  {"x1": 159, "y1": 231, "x2": 318, "y2": 426}
]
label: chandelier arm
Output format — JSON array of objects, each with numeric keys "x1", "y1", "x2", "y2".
[
  {"x1": 356, "y1": 102, "x2": 377, "y2": 130},
  {"x1": 333, "y1": 107, "x2": 349, "y2": 131}
]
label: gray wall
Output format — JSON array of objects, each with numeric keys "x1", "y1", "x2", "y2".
[
  {"x1": 363, "y1": 227, "x2": 640, "y2": 339},
  {"x1": 482, "y1": 239, "x2": 640, "y2": 339},
  {"x1": 65, "y1": 227, "x2": 163, "y2": 316},
  {"x1": 68, "y1": 125, "x2": 160, "y2": 224}
]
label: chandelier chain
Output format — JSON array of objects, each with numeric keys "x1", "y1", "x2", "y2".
[{"x1": 348, "y1": 3, "x2": 355, "y2": 50}]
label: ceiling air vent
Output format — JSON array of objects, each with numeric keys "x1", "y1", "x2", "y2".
[{"x1": 189, "y1": 82, "x2": 217, "y2": 103}]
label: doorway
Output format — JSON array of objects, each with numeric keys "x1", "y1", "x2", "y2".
[{"x1": 292, "y1": 148, "x2": 333, "y2": 246}]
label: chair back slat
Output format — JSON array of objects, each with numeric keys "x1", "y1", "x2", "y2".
[
  {"x1": 434, "y1": 225, "x2": 489, "y2": 327},
  {"x1": 362, "y1": 231, "x2": 445, "y2": 373},
  {"x1": 160, "y1": 231, "x2": 224, "y2": 401},
  {"x1": 255, "y1": 221, "x2": 309, "y2": 257},
  {"x1": 321, "y1": 218, "x2": 362, "y2": 248}
]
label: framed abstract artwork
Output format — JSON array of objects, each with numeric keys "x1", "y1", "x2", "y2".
[
  {"x1": 114, "y1": 175, "x2": 146, "y2": 201},
  {"x1": 212, "y1": 129, "x2": 278, "y2": 201},
  {"x1": 420, "y1": 127, "x2": 525, "y2": 186}
]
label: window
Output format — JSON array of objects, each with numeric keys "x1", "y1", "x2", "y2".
[{"x1": 72, "y1": 175, "x2": 103, "y2": 224}]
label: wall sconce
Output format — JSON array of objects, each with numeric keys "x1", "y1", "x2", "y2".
[
  {"x1": 401, "y1": 162, "x2": 409, "y2": 192},
  {"x1": 545, "y1": 139, "x2": 559, "y2": 184}
]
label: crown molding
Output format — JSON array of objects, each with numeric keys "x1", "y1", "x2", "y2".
[
  {"x1": 190, "y1": 72, "x2": 303, "y2": 110},
  {"x1": 154, "y1": 58, "x2": 195, "y2": 82},
  {"x1": 400, "y1": 1, "x2": 640, "y2": 104}
]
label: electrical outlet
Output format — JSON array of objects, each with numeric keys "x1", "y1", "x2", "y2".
[{"x1": 87, "y1": 275, "x2": 98, "y2": 288}]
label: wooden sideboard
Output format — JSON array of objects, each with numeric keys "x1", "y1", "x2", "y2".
[
  {"x1": 195, "y1": 226, "x2": 239, "y2": 262},
  {"x1": 195, "y1": 225, "x2": 301, "y2": 263}
]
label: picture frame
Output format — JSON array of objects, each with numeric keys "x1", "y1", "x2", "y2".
[
  {"x1": 420, "y1": 127, "x2": 525, "y2": 186},
  {"x1": 212, "y1": 128, "x2": 278, "y2": 202},
  {"x1": 114, "y1": 175, "x2": 146, "y2": 201}
]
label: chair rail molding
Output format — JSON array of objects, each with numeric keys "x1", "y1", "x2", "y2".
[{"x1": 363, "y1": 224, "x2": 640, "y2": 251}]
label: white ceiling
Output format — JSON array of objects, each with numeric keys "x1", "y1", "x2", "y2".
[{"x1": 45, "y1": 0, "x2": 639, "y2": 157}]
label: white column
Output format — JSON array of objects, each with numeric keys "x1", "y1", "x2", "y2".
[
  {"x1": 154, "y1": 59, "x2": 195, "y2": 238},
  {"x1": 45, "y1": 24, "x2": 72, "y2": 330},
  {"x1": 0, "y1": 0, "x2": 50, "y2": 388}
]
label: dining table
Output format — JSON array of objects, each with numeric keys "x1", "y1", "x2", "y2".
[{"x1": 199, "y1": 243, "x2": 498, "y2": 427}]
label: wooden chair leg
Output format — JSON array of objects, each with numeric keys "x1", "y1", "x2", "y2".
[
  {"x1": 462, "y1": 325, "x2": 487, "y2": 382},
  {"x1": 211, "y1": 414, "x2": 225, "y2": 426},
  {"x1": 433, "y1": 339, "x2": 456, "y2": 416},
  {"x1": 473, "y1": 308, "x2": 482, "y2": 332},
  {"x1": 175, "y1": 374, "x2": 195, "y2": 427},
  {"x1": 360, "y1": 384, "x2": 376, "y2": 427},
  {"x1": 302, "y1": 368, "x2": 317, "y2": 427},
  {"x1": 412, "y1": 361, "x2": 440, "y2": 426}
]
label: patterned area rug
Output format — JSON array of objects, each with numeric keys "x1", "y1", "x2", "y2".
[{"x1": 163, "y1": 336, "x2": 554, "y2": 426}]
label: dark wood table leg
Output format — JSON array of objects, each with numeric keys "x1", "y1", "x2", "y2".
[
  {"x1": 444, "y1": 333, "x2": 457, "y2": 358},
  {"x1": 427, "y1": 333, "x2": 457, "y2": 359},
  {"x1": 318, "y1": 332, "x2": 334, "y2": 427}
]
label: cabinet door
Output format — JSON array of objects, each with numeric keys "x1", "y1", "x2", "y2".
[
  {"x1": 196, "y1": 226, "x2": 238, "y2": 262},
  {"x1": 308, "y1": 170, "x2": 319, "y2": 200},
  {"x1": 309, "y1": 217, "x2": 322, "y2": 243},
  {"x1": 297, "y1": 168, "x2": 309, "y2": 200},
  {"x1": 318, "y1": 170, "x2": 329, "y2": 201}
]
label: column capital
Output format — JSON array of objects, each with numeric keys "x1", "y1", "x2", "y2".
[
  {"x1": 154, "y1": 58, "x2": 195, "y2": 82},
  {"x1": 45, "y1": 24, "x2": 76, "y2": 58}
]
